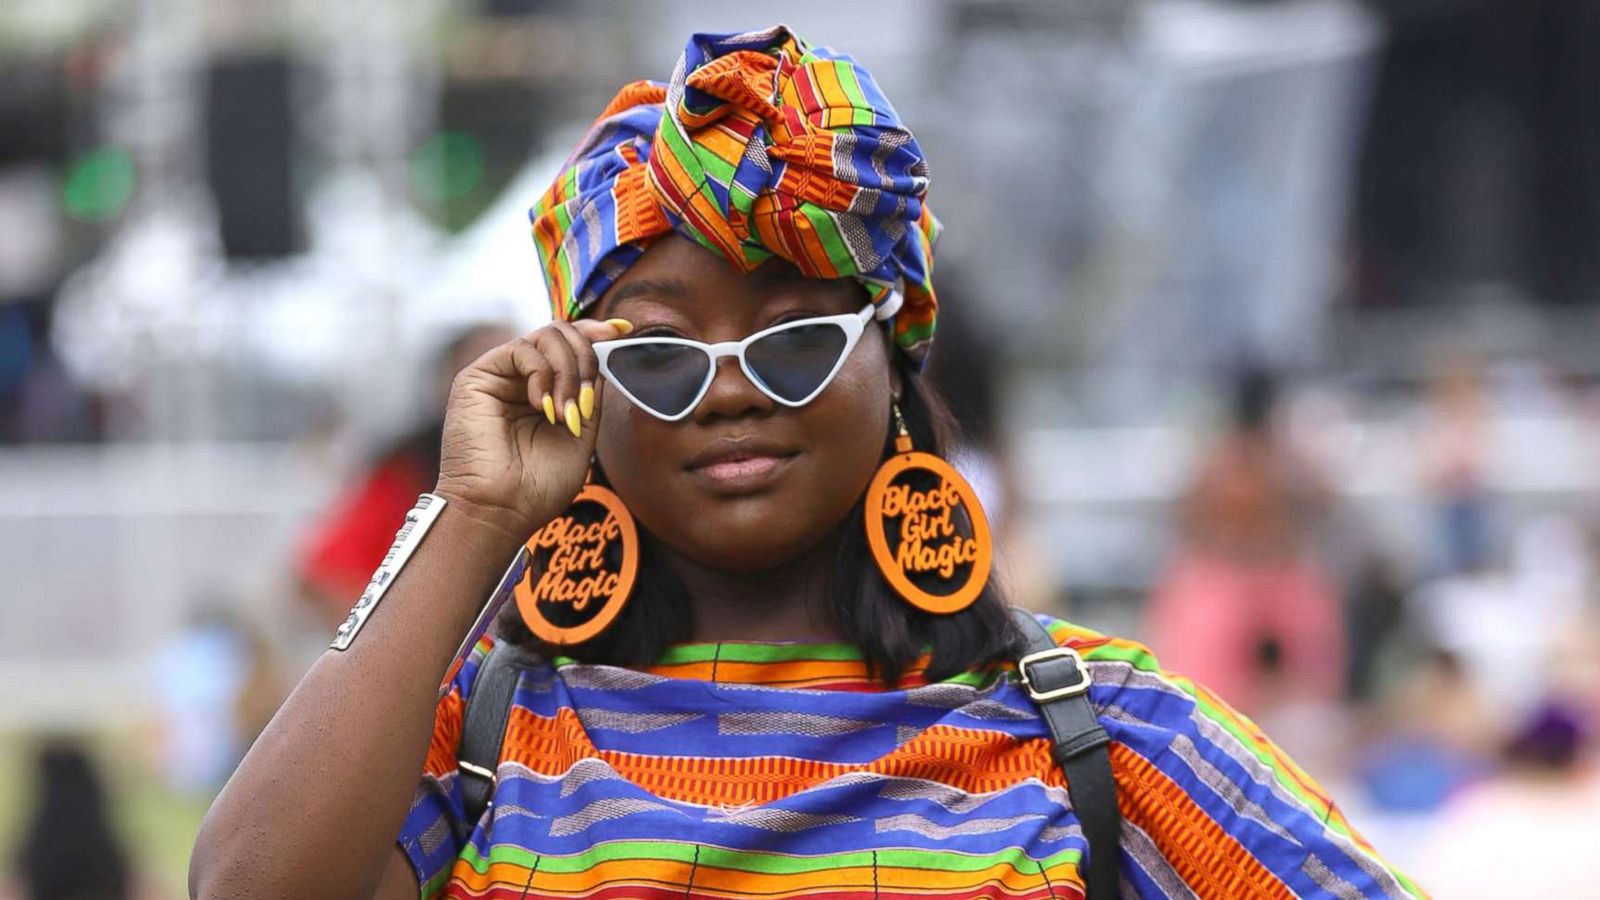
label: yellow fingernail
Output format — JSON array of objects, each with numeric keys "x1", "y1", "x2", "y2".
[
  {"x1": 604, "y1": 317, "x2": 634, "y2": 334},
  {"x1": 564, "y1": 400, "x2": 582, "y2": 438},
  {"x1": 542, "y1": 394, "x2": 556, "y2": 425},
  {"x1": 579, "y1": 383, "x2": 595, "y2": 420}
]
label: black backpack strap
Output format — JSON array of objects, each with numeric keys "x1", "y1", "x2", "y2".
[
  {"x1": 457, "y1": 639, "x2": 530, "y2": 828},
  {"x1": 1009, "y1": 607, "x2": 1120, "y2": 899}
]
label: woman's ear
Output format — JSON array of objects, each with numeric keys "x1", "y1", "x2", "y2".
[{"x1": 890, "y1": 364, "x2": 904, "y2": 403}]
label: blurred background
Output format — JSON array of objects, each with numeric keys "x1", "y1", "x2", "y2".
[{"x1": 4, "y1": 0, "x2": 1599, "y2": 896}]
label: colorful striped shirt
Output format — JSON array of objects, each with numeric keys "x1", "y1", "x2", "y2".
[{"x1": 396, "y1": 615, "x2": 1424, "y2": 899}]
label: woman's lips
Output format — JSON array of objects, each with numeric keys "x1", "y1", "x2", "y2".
[{"x1": 687, "y1": 454, "x2": 795, "y2": 493}]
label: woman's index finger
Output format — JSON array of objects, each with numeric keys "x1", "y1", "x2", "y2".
[{"x1": 569, "y1": 317, "x2": 633, "y2": 342}]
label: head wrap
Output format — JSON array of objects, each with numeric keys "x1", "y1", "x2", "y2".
[{"x1": 529, "y1": 25, "x2": 941, "y2": 365}]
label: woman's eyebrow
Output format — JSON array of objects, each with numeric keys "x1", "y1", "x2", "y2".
[{"x1": 607, "y1": 278, "x2": 689, "y2": 311}]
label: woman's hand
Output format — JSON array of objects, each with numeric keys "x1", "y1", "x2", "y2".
[
  {"x1": 434, "y1": 317, "x2": 632, "y2": 542},
  {"x1": 193, "y1": 320, "x2": 638, "y2": 898}
]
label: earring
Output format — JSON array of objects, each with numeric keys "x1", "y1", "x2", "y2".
[
  {"x1": 514, "y1": 468, "x2": 639, "y2": 646},
  {"x1": 863, "y1": 404, "x2": 993, "y2": 614}
]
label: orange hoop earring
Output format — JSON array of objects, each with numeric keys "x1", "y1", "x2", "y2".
[
  {"x1": 863, "y1": 404, "x2": 993, "y2": 614},
  {"x1": 515, "y1": 471, "x2": 639, "y2": 646}
]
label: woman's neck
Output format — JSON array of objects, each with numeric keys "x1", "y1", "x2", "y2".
[{"x1": 663, "y1": 530, "x2": 847, "y2": 644}]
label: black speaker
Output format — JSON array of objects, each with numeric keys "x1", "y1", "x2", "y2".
[
  {"x1": 205, "y1": 55, "x2": 302, "y2": 259},
  {"x1": 0, "y1": 54, "x2": 68, "y2": 165}
]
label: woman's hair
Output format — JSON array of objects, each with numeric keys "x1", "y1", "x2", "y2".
[{"x1": 498, "y1": 358, "x2": 1024, "y2": 686}]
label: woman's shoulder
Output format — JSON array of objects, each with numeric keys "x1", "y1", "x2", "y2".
[
  {"x1": 1021, "y1": 610, "x2": 1275, "y2": 758},
  {"x1": 1022, "y1": 610, "x2": 1171, "y2": 686},
  {"x1": 1027, "y1": 611, "x2": 1424, "y2": 897},
  {"x1": 1025, "y1": 614, "x2": 1261, "y2": 755}
]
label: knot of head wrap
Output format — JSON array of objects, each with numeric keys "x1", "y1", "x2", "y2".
[{"x1": 529, "y1": 25, "x2": 941, "y2": 366}]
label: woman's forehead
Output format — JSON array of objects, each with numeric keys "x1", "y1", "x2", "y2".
[{"x1": 596, "y1": 236, "x2": 859, "y2": 321}]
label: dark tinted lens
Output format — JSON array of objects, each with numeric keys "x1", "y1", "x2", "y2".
[
  {"x1": 745, "y1": 322, "x2": 849, "y2": 403},
  {"x1": 605, "y1": 343, "x2": 709, "y2": 417}
]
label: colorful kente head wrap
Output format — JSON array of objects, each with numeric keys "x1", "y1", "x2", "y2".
[{"x1": 529, "y1": 25, "x2": 941, "y2": 366}]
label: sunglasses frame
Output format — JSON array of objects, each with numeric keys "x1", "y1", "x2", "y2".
[{"x1": 592, "y1": 303, "x2": 878, "y2": 422}]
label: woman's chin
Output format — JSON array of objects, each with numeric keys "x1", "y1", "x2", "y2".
[{"x1": 670, "y1": 511, "x2": 841, "y2": 574}]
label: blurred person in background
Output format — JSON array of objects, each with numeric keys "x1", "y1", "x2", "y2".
[
  {"x1": 1412, "y1": 702, "x2": 1600, "y2": 899},
  {"x1": 1144, "y1": 367, "x2": 1345, "y2": 718},
  {"x1": 0, "y1": 301, "x2": 102, "y2": 443},
  {"x1": 191, "y1": 26, "x2": 1420, "y2": 900},
  {"x1": 1418, "y1": 345, "x2": 1495, "y2": 578},
  {"x1": 1406, "y1": 513, "x2": 1594, "y2": 727},
  {"x1": 1393, "y1": 509, "x2": 1600, "y2": 787},
  {"x1": 11, "y1": 740, "x2": 132, "y2": 900},
  {"x1": 1355, "y1": 646, "x2": 1492, "y2": 816},
  {"x1": 1344, "y1": 551, "x2": 1410, "y2": 705},
  {"x1": 146, "y1": 605, "x2": 287, "y2": 797},
  {"x1": 0, "y1": 158, "x2": 106, "y2": 444},
  {"x1": 295, "y1": 323, "x2": 516, "y2": 629}
]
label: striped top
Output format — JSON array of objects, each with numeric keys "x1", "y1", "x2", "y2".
[{"x1": 397, "y1": 615, "x2": 1424, "y2": 899}]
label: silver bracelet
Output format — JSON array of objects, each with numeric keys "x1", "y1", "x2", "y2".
[{"x1": 330, "y1": 492, "x2": 448, "y2": 650}]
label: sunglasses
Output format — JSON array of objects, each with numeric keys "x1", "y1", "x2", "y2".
[{"x1": 593, "y1": 303, "x2": 878, "y2": 421}]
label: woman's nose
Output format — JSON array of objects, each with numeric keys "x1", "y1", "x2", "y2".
[{"x1": 692, "y1": 356, "x2": 774, "y2": 422}]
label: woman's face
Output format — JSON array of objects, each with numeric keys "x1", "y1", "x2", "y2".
[{"x1": 595, "y1": 234, "x2": 896, "y2": 572}]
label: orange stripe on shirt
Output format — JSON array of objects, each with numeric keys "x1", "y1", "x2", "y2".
[
  {"x1": 1112, "y1": 742, "x2": 1293, "y2": 900},
  {"x1": 498, "y1": 707, "x2": 1067, "y2": 807},
  {"x1": 423, "y1": 689, "x2": 465, "y2": 778}
]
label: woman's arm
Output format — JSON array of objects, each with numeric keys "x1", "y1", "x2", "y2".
[
  {"x1": 375, "y1": 846, "x2": 428, "y2": 899},
  {"x1": 188, "y1": 505, "x2": 526, "y2": 900},
  {"x1": 191, "y1": 316, "x2": 627, "y2": 900}
]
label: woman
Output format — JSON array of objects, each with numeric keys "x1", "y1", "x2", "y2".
[
  {"x1": 190, "y1": 26, "x2": 1421, "y2": 899},
  {"x1": 1145, "y1": 368, "x2": 1344, "y2": 717}
]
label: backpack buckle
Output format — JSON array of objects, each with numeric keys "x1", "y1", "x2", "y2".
[
  {"x1": 459, "y1": 759, "x2": 497, "y2": 789},
  {"x1": 1018, "y1": 647, "x2": 1091, "y2": 702}
]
